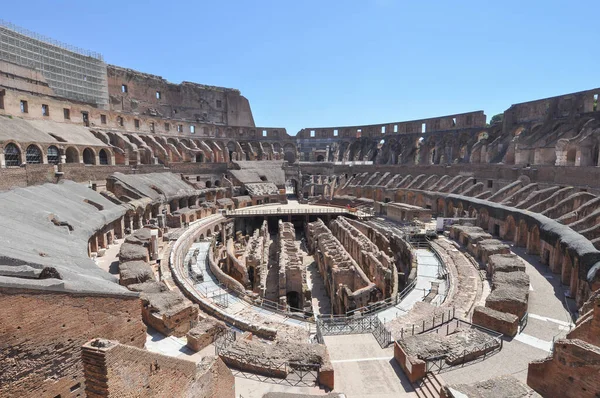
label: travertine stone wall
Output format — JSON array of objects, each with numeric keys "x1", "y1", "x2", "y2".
[
  {"x1": 82, "y1": 339, "x2": 234, "y2": 398},
  {"x1": 0, "y1": 288, "x2": 146, "y2": 398}
]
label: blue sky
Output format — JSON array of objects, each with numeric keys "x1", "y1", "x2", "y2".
[{"x1": 3, "y1": 1, "x2": 598, "y2": 134}]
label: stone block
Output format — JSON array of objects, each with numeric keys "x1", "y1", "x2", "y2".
[{"x1": 472, "y1": 306, "x2": 519, "y2": 337}]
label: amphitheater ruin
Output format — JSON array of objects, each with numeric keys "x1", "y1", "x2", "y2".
[{"x1": 0, "y1": 20, "x2": 599, "y2": 398}]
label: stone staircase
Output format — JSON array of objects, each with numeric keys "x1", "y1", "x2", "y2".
[{"x1": 412, "y1": 372, "x2": 445, "y2": 398}]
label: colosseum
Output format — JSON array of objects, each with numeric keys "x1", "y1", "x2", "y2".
[{"x1": 0, "y1": 20, "x2": 599, "y2": 398}]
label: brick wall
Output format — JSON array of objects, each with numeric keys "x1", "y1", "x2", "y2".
[
  {"x1": 0, "y1": 288, "x2": 146, "y2": 398},
  {"x1": 527, "y1": 339, "x2": 600, "y2": 398},
  {"x1": 0, "y1": 164, "x2": 56, "y2": 191},
  {"x1": 82, "y1": 339, "x2": 234, "y2": 398}
]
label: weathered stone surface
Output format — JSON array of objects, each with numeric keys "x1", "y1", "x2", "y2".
[
  {"x1": 528, "y1": 339, "x2": 600, "y2": 398},
  {"x1": 486, "y1": 285, "x2": 528, "y2": 319},
  {"x1": 0, "y1": 289, "x2": 146, "y2": 398},
  {"x1": 186, "y1": 317, "x2": 227, "y2": 352},
  {"x1": 140, "y1": 290, "x2": 199, "y2": 337},
  {"x1": 306, "y1": 219, "x2": 380, "y2": 314},
  {"x1": 488, "y1": 253, "x2": 526, "y2": 275},
  {"x1": 118, "y1": 260, "x2": 154, "y2": 286},
  {"x1": 82, "y1": 338, "x2": 234, "y2": 398},
  {"x1": 442, "y1": 375, "x2": 541, "y2": 398},
  {"x1": 472, "y1": 305, "x2": 519, "y2": 337}
]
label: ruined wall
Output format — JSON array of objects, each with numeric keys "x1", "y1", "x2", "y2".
[
  {"x1": 82, "y1": 339, "x2": 234, "y2": 398},
  {"x1": 0, "y1": 288, "x2": 146, "y2": 398},
  {"x1": 330, "y1": 216, "x2": 395, "y2": 298},
  {"x1": 107, "y1": 65, "x2": 254, "y2": 127},
  {"x1": 306, "y1": 219, "x2": 380, "y2": 314},
  {"x1": 277, "y1": 220, "x2": 309, "y2": 310},
  {"x1": 527, "y1": 339, "x2": 600, "y2": 398}
]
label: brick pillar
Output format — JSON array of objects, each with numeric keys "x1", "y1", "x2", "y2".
[{"x1": 81, "y1": 340, "x2": 112, "y2": 398}]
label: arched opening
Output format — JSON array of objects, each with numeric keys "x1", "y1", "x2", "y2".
[
  {"x1": 504, "y1": 216, "x2": 516, "y2": 242},
  {"x1": 528, "y1": 225, "x2": 540, "y2": 255},
  {"x1": 286, "y1": 291, "x2": 301, "y2": 310},
  {"x1": 99, "y1": 149, "x2": 109, "y2": 165},
  {"x1": 4, "y1": 143, "x2": 21, "y2": 166},
  {"x1": 248, "y1": 266, "x2": 255, "y2": 288},
  {"x1": 316, "y1": 155, "x2": 324, "y2": 162},
  {"x1": 593, "y1": 144, "x2": 599, "y2": 167},
  {"x1": 206, "y1": 181, "x2": 212, "y2": 188},
  {"x1": 284, "y1": 151, "x2": 296, "y2": 163},
  {"x1": 517, "y1": 220, "x2": 528, "y2": 247},
  {"x1": 47, "y1": 145, "x2": 60, "y2": 165},
  {"x1": 83, "y1": 148, "x2": 95, "y2": 165},
  {"x1": 566, "y1": 148, "x2": 576, "y2": 166},
  {"x1": 25, "y1": 144, "x2": 42, "y2": 164},
  {"x1": 214, "y1": 180, "x2": 221, "y2": 187},
  {"x1": 65, "y1": 147, "x2": 79, "y2": 163},
  {"x1": 196, "y1": 152, "x2": 204, "y2": 163}
]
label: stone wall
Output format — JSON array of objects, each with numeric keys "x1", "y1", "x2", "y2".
[
  {"x1": 330, "y1": 216, "x2": 396, "y2": 298},
  {"x1": 277, "y1": 220, "x2": 309, "y2": 310},
  {"x1": 0, "y1": 288, "x2": 146, "y2": 398},
  {"x1": 82, "y1": 338, "x2": 234, "y2": 398},
  {"x1": 306, "y1": 218, "x2": 380, "y2": 314},
  {"x1": 527, "y1": 339, "x2": 600, "y2": 398}
]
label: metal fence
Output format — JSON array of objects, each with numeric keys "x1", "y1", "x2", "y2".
[
  {"x1": 316, "y1": 314, "x2": 392, "y2": 348},
  {"x1": 215, "y1": 329, "x2": 320, "y2": 387}
]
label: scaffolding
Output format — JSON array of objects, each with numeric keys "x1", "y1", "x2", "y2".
[{"x1": 0, "y1": 20, "x2": 108, "y2": 106}]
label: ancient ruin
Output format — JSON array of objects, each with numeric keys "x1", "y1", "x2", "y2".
[{"x1": 0, "y1": 19, "x2": 599, "y2": 398}]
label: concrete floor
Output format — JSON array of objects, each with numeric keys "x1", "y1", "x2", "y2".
[{"x1": 323, "y1": 334, "x2": 417, "y2": 398}]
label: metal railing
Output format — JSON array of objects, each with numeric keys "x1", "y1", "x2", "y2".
[
  {"x1": 399, "y1": 307, "x2": 456, "y2": 338},
  {"x1": 225, "y1": 207, "x2": 370, "y2": 217},
  {"x1": 215, "y1": 329, "x2": 320, "y2": 386},
  {"x1": 399, "y1": 318, "x2": 504, "y2": 374},
  {"x1": 316, "y1": 314, "x2": 392, "y2": 348}
]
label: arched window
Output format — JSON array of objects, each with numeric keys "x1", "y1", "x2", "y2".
[
  {"x1": 83, "y1": 148, "x2": 95, "y2": 165},
  {"x1": 4, "y1": 143, "x2": 21, "y2": 166},
  {"x1": 99, "y1": 149, "x2": 109, "y2": 165},
  {"x1": 26, "y1": 145, "x2": 42, "y2": 164},
  {"x1": 47, "y1": 145, "x2": 60, "y2": 165},
  {"x1": 65, "y1": 147, "x2": 79, "y2": 163}
]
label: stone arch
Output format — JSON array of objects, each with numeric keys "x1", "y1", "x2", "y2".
[
  {"x1": 447, "y1": 201, "x2": 455, "y2": 218},
  {"x1": 503, "y1": 215, "x2": 517, "y2": 242},
  {"x1": 98, "y1": 148, "x2": 110, "y2": 165},
  {"x1": 566, "y1": 148, "x2": 577, "y2": 166},
  {"x1": 47, "y1": 145, "x2": 60, "y2": 165},
  {"x1": 478, "y1": 207, "x2": 490, "y2": 230},
  {"x1": 4, "y1": 142, "x2": 21, "y2": 166},
  {"x1": 25, "y1": 144, "x2": 43, "y2": 164},
  {"x1": 516, "y1": 219, "x2": 528, "y2": 247},
  {"x1": 65, "y1": 146, "x2": 80, "y2": 163},
  {"x1": 83, "y1": 148, "x2": 96, "y2": 165},
  {"x1": 437, "y1": 198, "x2": 447, "y2": 217},
  {"x1": 528, "y1": 224, "x2": 540, "y2": 255},
  {"x1": 283, "y1": 143, "x2": 296, "y2": 163}
]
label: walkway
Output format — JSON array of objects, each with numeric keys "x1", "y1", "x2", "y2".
[
  {"x1": 323, "y1": 334, "x2": 416, "y2": 398},
  {"x1": 376, "y1": 248, "x2": 447, "y2": 321},
  {"x1": 226, "y1": 200, "x2": 372, "y2": 218},
  {"x1": 181, "y1": 236, "x2": 313, "y2": 339},
  {"x1": 441, "y1": 241, "x2": 575, "y2": 385}
]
